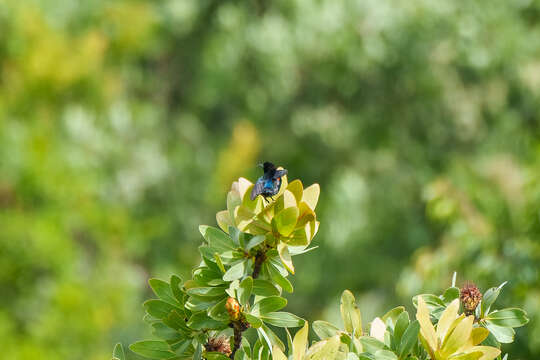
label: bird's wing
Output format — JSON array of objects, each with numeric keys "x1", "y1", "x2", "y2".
[
  {"x1": 273, "y1": 169, "x2": 288, "y2": 179},
  {"x1": 250, "y1": 180, "x2": 265, "y2": 200}
]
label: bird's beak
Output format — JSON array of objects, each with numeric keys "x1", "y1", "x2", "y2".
[{"x1": 257, "y1": 163, "x2": 264, "y2": 168}]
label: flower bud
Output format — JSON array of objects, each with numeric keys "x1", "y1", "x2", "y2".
[
  {"x1": 226, "y1": 297, "x2": 241, "y2": 321},
  {"x1": 205, "y1": 336, "x2": 232, "y2": 356},
  {"x1": 460, "y1": 282, "x2": 482, "y2": 314}
]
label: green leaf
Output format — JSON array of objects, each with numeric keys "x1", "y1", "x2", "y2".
[
  {"x1": 149, "y1": 279, "x2": 181, "y2": 307},
  {"x1": 340, "y1": 290, "x2": 362, "y2": 336},
  {"x1": 481, "y1": 282, "x2": 506, "y2": 317},
  {"x1": 252, "y1": 296, "x2": 288, "y2": 315},
  {"x1": 162, "y1": 310, "x2": 190, "y2": 334},
  {"x1": 206, "y1": 352, "x2": 231, "y2": 360},
  {"x1": 374, "y1": 349, "x2": 397, "y2": 360},
  {"x1": 229, "y1": 226, "x2": 241, "y2": 246},
  {"x1": 209, "y1": 297, "x2": 230, "y2": 321},
  {"x1": 441, "y1": 287, "x2": 460, "y2": 305},
  {"x1": 152, "y1": 323, "x2": 182, "y2": 341},
  {"x1": 129, "y1": 341, "x2": 176, "y2": 359},
  {"x1": 185, "y1": 295, "x2": 222, "y2": 312},
  {"x1": 144, "y1": 300, "x2": 179, "y2": 319},
  {"x1": 200, "y1": 225, "x2": 237, "y2": 252},
  {"x1": 186, "y1": 286, "x2": 227, "y2": 297},
  {"x1": 412, "y1": 294, "x2": 444, "y2": 311},
  {"x1": 485, "y1": 308, "x2": 529, "y2": 327},
  {"x1": 359, "y1": 336, "x2": 386, "y2": 354},
  {"x1": 261, "y1": 312, "x2": 305, "y2": 328},
  {"x1": 398, "y1": 320, "x2": 420, "y2": 358},
  {"x1": 313, "y1": 320, "x2": 341, "y2": 339},
  {"x1": 170, "y1": 275, "x2": 184, "y2": 303},
  {"x1": 245, "y1": 312, "x2": 264, "y2": 328},
  {"x1": 188, "y1": 312, "x2": 228, "y2": 330},
  {"x1": 252, "y1": 279, "x2": 280, "y2": 296},
  {"x1": 261, "y1": 323, "x2": 286, "y2": 352},
  {"x1": 382, "y1": 306, "x2": 405, "y2": 328},
  {"x1": 393, "y1": 311, "x2": 409, "y2": 348},
  {"x1": 238, "y1": 276, "x2": 253, "y2": 306},
  {"x1": 193, "y1": 343, "x2": 202, "y2": 360},
  {"x1": 223, "y1": 261, "x2": 247, "y2": 281},
  {"x1": 485, "y1": 322, "x2": 515, "y2": 343},
  {"x1": 265, "y1": 263, "x2": 293, "y2": 293},
  {"x1": 112, "y1": 343, "x2": 125, "y2": 360},
  {"x1": 273, "y1": 207, "x2": 299, "y2": 237},
  {"x1": 246, "y1": 235, "x2": 266, "y2": 251}
]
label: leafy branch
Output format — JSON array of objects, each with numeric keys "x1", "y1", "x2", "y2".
[{"x1": 113, "y1": 168, "x2": 528, "y2": 360}]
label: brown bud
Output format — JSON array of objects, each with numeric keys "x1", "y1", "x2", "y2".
[
  {"x1": 205, "y1": 336, "x2": 232, "y2": 356},
  {"x1": 226, "y1": 297, "x2": 241, "y2": 321},
  {"x1": 460, "y1": 282, "x2": 482, "y2": 314}
]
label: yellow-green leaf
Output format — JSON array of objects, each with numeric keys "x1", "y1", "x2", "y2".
[
  {"x1": 273, "y1": 207, "x2": 299, "y2": 237},
  {"x1": 340, "y1": 290, "x2": 362, "y2": 336},
  {"x1": 441, "y1": 315, "x2": 473, "y2": 357},
  {"x1": 293, "y1": 321, "x2": 309, "y2": 360},
  {"x1": 302, "y1": 183, "x2": 320, "y2": 210},
  {"x1": 277, "y1": 243, "x2": 295, "y2": 274},
  {"x1": 437, "y1": 299, "x2": 459, "y2": 344},
  {"x1": 416, "y1": 296, "x2": 438, "y2": 353},
  {"x1": 287, "y1": 179, "x2": 304, "y2": 203},
  {"x1": 272, "y1": 345, "x2": 288, "y2": 360}
]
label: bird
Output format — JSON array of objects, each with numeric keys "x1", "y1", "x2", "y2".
[{"x1": 250, "y1": 162, "x2": 288, "y2": 201}]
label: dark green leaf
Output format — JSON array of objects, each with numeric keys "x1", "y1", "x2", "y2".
[
  {"x1": 441, "y1": 287, "x2": 460, "y2": 305},
  {"x1": 398, "y1": 320, "x2": 419, "y2": 358},
  {"x1": 393, "y1": 311, "x2": 409, "y2": 348},
  {"x1": 129, "y1": 341, "x2": 176, "y2": 359}
]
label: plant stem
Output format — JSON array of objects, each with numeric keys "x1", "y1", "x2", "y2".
[{"x1": 252, "y1": 251, "x2": 266, "y2": 279}]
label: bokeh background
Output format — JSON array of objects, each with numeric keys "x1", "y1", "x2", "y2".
[{"x1": 2, "y1": 0, "x2": 540, "y2": 359}]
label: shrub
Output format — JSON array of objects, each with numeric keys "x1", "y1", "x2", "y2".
[{"x1": 113, "y1": 168, "x2": 528, "y2": 360}]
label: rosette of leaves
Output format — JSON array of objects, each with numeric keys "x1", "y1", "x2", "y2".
[
  {"x1": 216, "y1": 176, "x2": 320, "y2": 274},
  {"x1": 416, "y1": 297, "x2": 501, "y2": 360},
  {"x1": 413, "y1": 280, "x2": 529, "y2": 348}
]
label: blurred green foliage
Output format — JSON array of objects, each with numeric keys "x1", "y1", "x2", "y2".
[{"x1": 1, "y1": 0, "x2": 539, "y2": 358}]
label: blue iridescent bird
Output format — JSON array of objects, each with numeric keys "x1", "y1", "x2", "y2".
[{"x1": 250, "y1": 162, "x2": 288, "y2": 201}]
